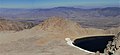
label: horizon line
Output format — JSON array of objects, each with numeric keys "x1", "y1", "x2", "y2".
[{"x1": 0, "y1": 5, "x2": 119, "y2": 9}]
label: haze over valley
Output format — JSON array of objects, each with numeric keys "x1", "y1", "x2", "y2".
[{"x1": 0, "y1": 7, "x2": 120, "y2": 29}]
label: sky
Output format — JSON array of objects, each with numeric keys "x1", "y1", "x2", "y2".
[{"x1": 0, "y1": 0, "x2": 119, "y2": 8}]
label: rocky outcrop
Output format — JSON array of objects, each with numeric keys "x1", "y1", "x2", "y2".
[
  {"x1": 0, "y1": 19, "x2": 34, "y2": 31},
  {"x1": 102, "y1": 32, "x2": 120, "y2": 55}
]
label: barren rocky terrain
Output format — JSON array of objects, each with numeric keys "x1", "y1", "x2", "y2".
[
  {"x1": 0, "y1": 18, "x2": 34, "y2": 31},
  {"x1": 0, "y1": 17, "x2": 119, "y2": 55}
]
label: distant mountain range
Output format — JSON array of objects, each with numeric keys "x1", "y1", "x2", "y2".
[
  {"x1": 0, "y1": 7, "x2": 120, "y2": 20},
  {"x1": 0, "y1": 7, "x2": 120, "y2": 29}
]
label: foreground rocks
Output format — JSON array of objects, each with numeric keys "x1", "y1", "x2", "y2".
[
  {"x1": 102, "y1": 32, "x2": 120, "y2": 55},
  {"x1": 94, "y1": 32, "x2": 120, "y2": 55}
]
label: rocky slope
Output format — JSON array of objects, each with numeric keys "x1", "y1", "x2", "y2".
[
  {"x1": 106, "y1": 27, "x2": 120, "y2": 34},
  {"x1": 0, "y1": 17, "x2": 119, "y2": 55},
  {"x1": 33, "y1": 17, "x2": 105, "y2": 39},
  {"x1": 0, "y1": 19, "x2": 34, "y2": 31}
]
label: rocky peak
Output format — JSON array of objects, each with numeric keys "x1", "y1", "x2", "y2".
[
  {"x1": 35, "y1": 16, "x2": 81, "y2": 32},
  {"x1": 33, "y1": 17, "x2": 105, "y2": 39}
]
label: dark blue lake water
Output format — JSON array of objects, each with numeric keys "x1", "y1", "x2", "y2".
[{"x1": 73, "y1": 35, "x2": 114, "y2": 53}]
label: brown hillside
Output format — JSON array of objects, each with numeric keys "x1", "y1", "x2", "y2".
[
  {"x1": 106, "y1": 27, "x2": 120, "y2": 34},
  {"x1": 0, "y1": 19, "x2": 34, "y2": 31},
  {"x1": 35, "y1": 17, "x2": 81, "y2": 31},
  {"x1": 33, "y1": 17, "x2": 105, "y2": 38}
]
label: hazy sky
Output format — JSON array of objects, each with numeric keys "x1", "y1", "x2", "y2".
[{"x1": 0, "y1": 0, "x2": 119, "y2": 8}]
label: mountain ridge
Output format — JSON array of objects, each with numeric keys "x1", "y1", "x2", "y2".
[{"x1": 0, "y1": 7, "x2": 119, "y2": 19}]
